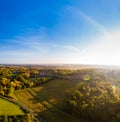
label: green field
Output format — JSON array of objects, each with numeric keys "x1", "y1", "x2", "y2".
[
  {"x1": 0, "y1": 97, "x2": 24, "y2": 115},
  {"x1": 14, "y1": 79, "x2": 89, "y2": 122}
]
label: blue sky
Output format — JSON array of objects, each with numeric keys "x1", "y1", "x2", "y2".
[{"x1": 1, "y1": 0, "x2": 120, "y2": 65}]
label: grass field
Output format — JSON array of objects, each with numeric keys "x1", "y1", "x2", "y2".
[
  {"x1": 0, "y1": 97, "x2": 24, "y2": 115},
  {"x1": 32, "y1": 79, "x2": 80, "y2": 106},
  {"x1": 14, "y1": 78, "x2": 89, "y2": 122}
]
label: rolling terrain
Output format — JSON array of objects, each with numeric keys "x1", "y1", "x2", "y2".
[{"x1": 14, "y1": 78, "x2": 90, "y2": 122}]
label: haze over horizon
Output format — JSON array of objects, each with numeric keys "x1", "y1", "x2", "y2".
[{"x1": 1, "y1": 0, "x2": 120, "y2": 65}]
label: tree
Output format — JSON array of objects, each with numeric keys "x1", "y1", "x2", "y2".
[
  {"x1": 24, "y1": 113, "x2": 32, "y2": 122},
  {"x1": 83, "y1": 75, "x2": 91, "y2": 81},
  {"x1": 1, "y1": 78, "x2": 10, "y2": 86},
  {"x1": 2, "y1": 115, "x2": 8, "y2": 122},
  {"x1": 30, "y1": 70, "x2": 39, "y2": 75},
  {"x1": 22, "y1": 73, "x2": 30, "y2": 79},
  {"x1": 8, "y1": 86, "x2": 14, "y2": 97}
]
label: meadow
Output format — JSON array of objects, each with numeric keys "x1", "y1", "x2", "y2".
[
  {"x1": 14, "y1": 78, "x2": 89, "y2": 122},
  {"x1": 0, "y1": 97, "x2": 24, "y2": 115}
]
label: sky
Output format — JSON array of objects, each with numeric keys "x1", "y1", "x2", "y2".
[{"x1": 1, "y1": 0, "x2": 120, "y2": 65}]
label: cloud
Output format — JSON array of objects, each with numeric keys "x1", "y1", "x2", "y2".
[
  {"x1": 62, "y1": 45, "x2": 80, "y2": 52},
  {"x1": 50, "y1": 43, "x2": 81, "y2": 52},
  {"x1": 0, "y1": 30, "x2": 84, "y2": 64},
  {"x1": 62, "y1": 6, "x2": 120, "y2": 65},
  {"x1": 78, "y1": 29, "x2": 120, "y2": 65},
  {"x1": 1, "y1": 33, "x2": 50, "y2": 54},
  {"x1": 1, "y1": 7, "x2": 120, "y2": 65},
  {"x1": 54, "y1": 6, "x2": 120, "y2": 65},
  {"x1": 67, "y1": 6, "x2": 109, "y2": 36}
]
